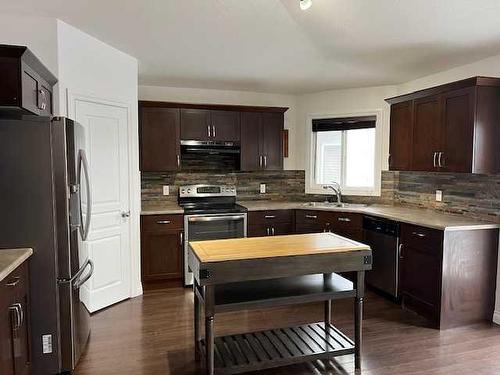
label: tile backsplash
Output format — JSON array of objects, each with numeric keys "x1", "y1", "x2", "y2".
[{"x1": 142, "y1": 170, "x2": 499, "y2": 222}]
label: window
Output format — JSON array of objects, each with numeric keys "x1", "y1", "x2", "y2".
[{"x1": 311, "y1": 115, "x2": 378, "y2": 195}]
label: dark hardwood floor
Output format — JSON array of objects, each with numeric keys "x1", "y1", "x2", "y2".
[{"x1": 74, "y1": 285, "x2": 500, "y2": 375}]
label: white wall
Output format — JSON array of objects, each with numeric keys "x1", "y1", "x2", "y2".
[
  {"x1": 295, "y1": 85, "x2": 398, "y2": 195},
  {"x1": 0, "y1": 13, "x2": 58, "y2": 75},
  {"x1": 56, "y1": 20, "x2": 142, "y2": 298},
  {"x1": 139, "y1": 85, "x2": 298, "y2": 170}
]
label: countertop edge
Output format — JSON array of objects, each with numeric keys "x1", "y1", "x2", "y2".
[{"x1": 0, "y1": 248, "x2": 33, "y2": 282}]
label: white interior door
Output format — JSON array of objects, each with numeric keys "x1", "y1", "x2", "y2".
[{"x1": 73, "y1": 98, "x2": 131, "y2": 313}]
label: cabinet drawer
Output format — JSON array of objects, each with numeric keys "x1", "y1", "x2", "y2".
[
  {"x1": 248, "y1": 222, "x2": 294, "y2": 237},
  {"x1": 401, "y1": 224, "x2": 443, "y2": 254},
  {"x1": 331, "y1": 212, "x2": 362, "y2": 232},
  {"x1": 295, "y1": 210, "x2": 329, "y2": 224},
  {"x1": 141, "y1": 214, "x2": 184, "y2": 232},
  {"x1": 1, "y1": 262, "x2": 28, "y2": 298},
  {"x1": 248, "y1": 210, "x2": 293, "y2": 225}
]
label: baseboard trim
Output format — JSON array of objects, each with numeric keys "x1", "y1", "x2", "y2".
[{"x1": 493, "y1": 310, "x2": 500, "y2": 325}]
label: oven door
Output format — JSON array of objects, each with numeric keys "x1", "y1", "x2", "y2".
[{"x1": 184, "y1": 213, "x2": 247, "y2": 286}]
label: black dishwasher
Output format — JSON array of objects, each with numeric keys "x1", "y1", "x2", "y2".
[{"x1": 363, "y1": 216, "x2": 400, "y2": 298}]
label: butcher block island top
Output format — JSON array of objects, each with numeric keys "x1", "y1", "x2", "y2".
[{"x1": 189, "y1": 232, "x2": 370, "y2": 263}]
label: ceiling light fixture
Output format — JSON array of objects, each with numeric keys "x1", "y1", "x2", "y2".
[{"x1": 299, "y1": 0, "x2": 312, "y2": 10}]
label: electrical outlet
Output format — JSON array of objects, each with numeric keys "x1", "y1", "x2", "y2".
[
  {"x1": 260, "y1": 183, "x2": 266, "y2": 194},
  {"x1": 435, "y1": 190, "x2": 443, "y2": 202},
  {"x1": 162, "y1": 185, "x2": 169, "y2": 196}
]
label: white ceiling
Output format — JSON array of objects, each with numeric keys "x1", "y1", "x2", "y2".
[{"x1": 4, "y1": 0, "x2": 500, "y2": 93}]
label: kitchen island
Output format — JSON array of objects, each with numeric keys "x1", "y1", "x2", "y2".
[{"x1": 188, "y1": 233, "x2": 372, "y2": 374}]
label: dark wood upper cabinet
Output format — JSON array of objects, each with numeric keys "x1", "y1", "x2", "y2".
[
  {"x1": 412, "y1": 95, "x2": 442, "y2": 171},
  {"x1": 139, "y1": 106, "x2": 180, "y2": 172},
  {"x1": 441, "y1": 87, "x2": 475, "y2": 173},
  {"x1": 180, "y1": 108, "x2": 211, "y2": 141},
  {"x1": 139, "y1": 101, "x2": 288, "y2": 172},
  {"x1": 261, "y1": 113, "x2": 284, "y2": 170},
  {"x1": 240, "y1": 112, "x2": 262, "y2": 171},
  {"x1": 240, "y1": 112, "x2": 284, "y2": 171},
  {"x1": 388, "y1": 101, "x2": 413, "y2": 171},
  {"x1": 211, "y1": 110, "x2": 240, "y2": 141},
  {"x1": 386, "y1": 77, "x2": 500, "y2": 174},
  {"x1": 0, "y1": 45, "x2": 56, "y2": 116}
]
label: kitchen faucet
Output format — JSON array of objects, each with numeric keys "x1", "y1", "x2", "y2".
[{"x1": 323, "y1": 183, "x2": 342, "y2": 206}]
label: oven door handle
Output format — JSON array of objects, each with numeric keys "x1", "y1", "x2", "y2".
[{"x1": 187, "y1": 215, "x2": 245, "y2": 222}]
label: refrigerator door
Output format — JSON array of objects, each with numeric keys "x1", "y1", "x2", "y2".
[{"x1": 52, "y1": 117, "x2": 93, "y2": 372}]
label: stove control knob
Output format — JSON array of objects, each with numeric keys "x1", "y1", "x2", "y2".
[{"x1": 187, "y1": 189, "x2": 191, "y2": 193}]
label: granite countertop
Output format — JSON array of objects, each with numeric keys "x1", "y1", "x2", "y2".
[
  {"x1": 0, "y1": 248, "x2": 33, "y2": 282},
  {"x1": 238, "y1": 201, "x2": 499, "y2": 231},
  {"x1": 141, "y1": 201, "x2": 184, "y2": 215}
]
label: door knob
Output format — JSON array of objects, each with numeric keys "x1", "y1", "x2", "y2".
[{"x1": 121, "y1": 210, "x2": 131, "y2": 218}]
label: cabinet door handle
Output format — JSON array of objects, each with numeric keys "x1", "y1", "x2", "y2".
[
  {"x1": 305, "y1": 215, "x2": 317, "y2": 219},
  {"x1": 266, "y1": 227, "x2": 270, "y2": 236},
  {"x1": 207, "y1": 125, "x2": 211, "y2": 138},
  {"x1": 412, "y1": 231, "x2": 426, "y2": 238},
  {"x1": 259, "y1": 155, "x2": 263, "y2": 168},
  {"x1": 177, "y1": 155, "x2": 180, "y2": 168},
  {"x1": 263, "y1": 155, "x2": 267, "y2": 168},
  {"x1": 212, "y1": 125, "x2": 216, "y2": 138},
  {"x1": 398, "y1": 243, "x2": 404, "y2": 259},
  {"x1": 433, "y1": 152, "x2": 438, "y2": 167},
  {"x1": 271, "y1": 227, "x2": 275, "y2": 236},
  {"x1": 337, "y1": 217, "x2": 351, "y2": 222},
  {"x1": 180, "y1": 231, "x2": 183, "y2": 245},
  {"x1": 9, "y1": 304, "x2": 22, "y2": 329},
  {"x1": 264, "y1": 215, "x2": 276, "y2": 219},
  {"x1": 438, "y1": 152, "x2": 444, "y2": 167},
  {"x1": 156, "y1": 220, "x2": 171, "y2": 224},
  {"x1": 5, "y1": 276, "x2": 20, "y2": 287}
]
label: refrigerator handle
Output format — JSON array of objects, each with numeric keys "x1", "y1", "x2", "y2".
[
  {"x1": 77, "y1": 150, "x2": 92, "y2": 241},
  {"x1": 73, "y1": 259, "x2": 94, "y2": 290}
]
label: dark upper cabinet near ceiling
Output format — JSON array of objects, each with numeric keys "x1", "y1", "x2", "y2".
[
  {"x1": 180, "y1": 109, "x2": 240, "y2": 141},
  {"x1": 0, "y1": 45, "x2": 57, "y2": 116},
  {"x1": 139, "y1": 106, "x2": 180, "y2": 171},
  {"x1": 180, "y1": 109, "x2": 211, "y2": 140},
  {"x1": 386, "y1": 77, "x2": 500, "y2": 174},
  {"x1": 241, "y1": 112, "x2": 284, "y2": 171},
  {"x1": 388, "y1": 101, "x2": 413, "y2": 171},
  {"x1": 412, "y1": 95, "x2": 442, "y2": 171},
  {"x1": 139, "y1": 101, "x2": 287, "y2": 172}
]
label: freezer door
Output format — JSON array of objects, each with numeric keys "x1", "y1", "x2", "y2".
[{"x1": 58, "y1": 259, "x2": 93, "y2": 372}]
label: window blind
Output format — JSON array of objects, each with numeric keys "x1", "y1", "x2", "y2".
[{"x1": 312, "y1": 116, "x2": 376, "y2": 132}]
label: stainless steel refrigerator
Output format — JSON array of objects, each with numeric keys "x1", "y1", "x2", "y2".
[{"x1": 0, "y1": 115, "x2": 93, "y2": 374}]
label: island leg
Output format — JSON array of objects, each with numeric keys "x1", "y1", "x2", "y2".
[
  {"x1": 355, "y1": 271, "x2": 365, "y2": 370},
  {"x1": 193, "y1": 279, "x2": 201, "y2": 361},
  {"x1": 323, "y1": 273, "x2": 332, "y2": 326},
  {"x1": 205, "y1": 285, "x2": 215, "y2": 375}
]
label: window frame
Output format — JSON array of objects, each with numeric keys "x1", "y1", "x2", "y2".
[{"x1": 306, "y1": 110, "x2": 383, "y2": 197}]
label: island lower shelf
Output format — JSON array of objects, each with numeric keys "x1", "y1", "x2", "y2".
[{"x1": 200, "y1": 322, "x2": 355, "y2": 375}]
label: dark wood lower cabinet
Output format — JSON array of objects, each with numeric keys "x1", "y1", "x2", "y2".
[
  {"x1": 399, "y1": 223, "x2": 498, "y2": 329},
  {"x1": 0, "y1": 262, "x2": 31, "y2": 375},
  {"x1": 141, "y1": 215, "x2": 184, "y2": 284}
]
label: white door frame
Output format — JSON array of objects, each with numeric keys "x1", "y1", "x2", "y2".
[{"x1": 67, "y1": 89, "x2": 143, "y2": 300}]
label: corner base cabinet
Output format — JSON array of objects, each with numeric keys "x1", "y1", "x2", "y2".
[
  {"x1": 399, "y1": 224, "x2": 498, "y2": 329},
  {"x1": 0, "y1": 262, "x2": 31, "y2": 375},
  {"x1": 140, "y1": 215, "x2": 184, "y2": 284},
  {"x1": 387, "y1": 77, "x2": 500, "y2": 174}
]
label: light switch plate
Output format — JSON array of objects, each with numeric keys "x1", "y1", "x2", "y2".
[
  {"x1": 435, "y1": 190, "x2": 443, "y2": 202},
  {"x1": 162, "y1": 185, "x2": 169, "y2": 196},
  {"x1": 260, "y1": 183, "x2": 266, "y2": 194}
]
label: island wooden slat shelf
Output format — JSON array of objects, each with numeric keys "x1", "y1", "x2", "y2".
[
  {"x1": 188, "y1": 233, "x2": 372, "y2": 374},
  {"x1": 200, "y1": 322, "x2": 355, "y2": 374}
]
